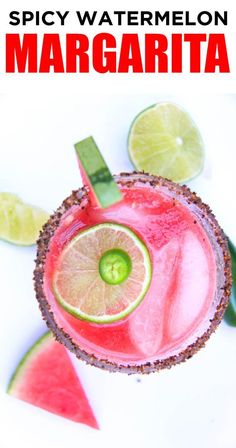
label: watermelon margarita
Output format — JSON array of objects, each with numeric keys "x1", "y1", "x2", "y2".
[{"x1": 34, "y1": 173, "x2": 231, "y2": 373}]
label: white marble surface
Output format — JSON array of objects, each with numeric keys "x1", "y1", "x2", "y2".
[{"x1": 0, "y1": 93, "x2": 236, "y2": 448}]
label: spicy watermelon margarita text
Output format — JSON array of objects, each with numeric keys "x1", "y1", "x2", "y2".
[{"x1": 5, "y1": 9, "x2": 230, "y2": 74}]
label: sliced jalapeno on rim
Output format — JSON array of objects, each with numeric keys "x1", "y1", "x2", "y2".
[{"x1": 224, "y1": 239, "x2": 236, "y2": 327}]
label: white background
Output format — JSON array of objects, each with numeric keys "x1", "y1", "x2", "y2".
[
  {"x1": 1, "y1": 1, "x2": 236, "y2": 448},
  {"x1": 0, "y1": 92, "x2": 236, "y2": 448}
]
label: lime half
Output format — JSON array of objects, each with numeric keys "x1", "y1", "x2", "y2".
[
  {"x1": 128, "y1": 102, "x2": 204, "y2": 183},
  {"x1": 0, "y1": 192, "x2": 49, "y2": 245},
  {"x1": 53, "y1": 223, "x2": 152, "y2": 324}
]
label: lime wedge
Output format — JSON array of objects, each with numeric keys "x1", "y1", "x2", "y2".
[
  {"x1": 0, "y1": 192, "x2": 49, "y2": 245},
  {"x1": 53, "y1": 223, "x2": 152, "y2": 324},
  {"x1": 128, "y1": 102, "x2": 204, "y2": 183},
  {"x1": 74, "y1": 137, "x2": 122, "y2": 208}
]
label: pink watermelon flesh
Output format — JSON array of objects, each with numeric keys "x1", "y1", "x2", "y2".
[
  {"x1": 78, "y1": 160, "x2": 98, "y2": 207},
  {"x1": 8, "y1": 332, "x2": 99, "y2": 429}
]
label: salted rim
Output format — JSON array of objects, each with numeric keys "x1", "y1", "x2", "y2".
[{"x1": 33, "y1": 173, "x2": 232, "y2": 374}]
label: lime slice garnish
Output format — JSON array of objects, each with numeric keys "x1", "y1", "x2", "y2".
[
  {"x1": 0, "y1": 192, "x2": 49, "y2": 245},
  {"x1": 74, "y1": 136, "x2": 122, "y2": 208},
  {"x1": 128, "y1": 102, "x2": 205, "y2": 183},
  {"x1": 53, "y1": 223, "x2": 152, "y2": 324}
]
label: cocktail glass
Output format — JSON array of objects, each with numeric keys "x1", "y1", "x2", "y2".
[{"x1": 34, "y1": 172, "x2": 231, "y2": 374}]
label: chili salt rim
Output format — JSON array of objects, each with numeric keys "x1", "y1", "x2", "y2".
[{"x1": 33, "y1": 173, "x2": 232, "y2": 374}]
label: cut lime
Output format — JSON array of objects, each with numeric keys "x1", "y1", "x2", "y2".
[
  {"x1": 128, "y1": 102, "x2": 204, "y2": 183},
  {"x1": 74, "y1": 136, "x2": 122, "y2": 208},
  {"x1": 53, "y1": 223, "x2": 152, "y2": 324},
  {"x1": 0, "y1": 192, "x2": 49, "y2": 245}
]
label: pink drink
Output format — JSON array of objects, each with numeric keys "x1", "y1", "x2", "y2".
[{"x1": 37, "y1": 173, "x2": 230, "y2": 372}]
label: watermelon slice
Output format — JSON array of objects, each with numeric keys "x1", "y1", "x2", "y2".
[
  {"x1": 7, "y1": 332, "x2": 99, "y2": 429},
  {"x1": 74, "y1": 136, "x2": 122, "y2": 208}
]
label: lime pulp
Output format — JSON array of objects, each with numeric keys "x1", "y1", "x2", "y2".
[{"x1": 99, "y1": 249, "x2": 132, "y2": 285}]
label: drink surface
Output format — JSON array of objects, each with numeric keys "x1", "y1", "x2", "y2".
[{"x1": 44, "y1": 182, "x2": 216, "y2": 365}]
